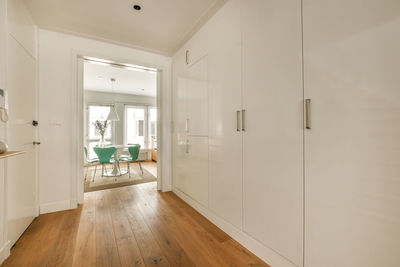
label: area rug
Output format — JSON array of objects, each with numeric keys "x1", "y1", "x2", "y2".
[{"x1": 84, "y1": 164, "x2": 157, "y2": 192}]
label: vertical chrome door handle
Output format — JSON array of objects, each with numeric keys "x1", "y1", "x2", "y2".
[
  {"x1": 186, "y1": 139, "x2": 189, "y2": 154},
  {"x1": 186, "y1": 50, "x2": 190, "y2": 65},
  {"x1": 305, "y1": 99, "x2": 311, "y2": 130},
  {"x1": 185, "y1": 118, "x2": 189, "y2": 133},
  {"x1": 236, "y1": 110, "x2": 241, "y2": 132},
  {"x1": 242, "y1": 109, "x2": 246, "y2": 131}
]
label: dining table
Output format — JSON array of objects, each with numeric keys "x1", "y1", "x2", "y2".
[{"x1": 99, "y1": 144, "x2": 150, "y2": 177}]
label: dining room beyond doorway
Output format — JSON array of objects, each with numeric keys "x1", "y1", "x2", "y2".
[{"x1": 82, "y1": 58, "x2": 159, "y2": 192}]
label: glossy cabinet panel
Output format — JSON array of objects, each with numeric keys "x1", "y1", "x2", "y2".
[
  {"x1": 303, "y1": 1, "x2": 400, "y2": 266},
  {"x1": 208, "y1": 0, "x2": 243, "y2": 229},
  {"x1": 186, "y1": 136, "x2": 209, "y2": 207},
  {"x1": 185, "y1": 27, "x2": 208, "y2": 67},
  {"x1": 174, "y1": 54, "x2": 208, "y2": 137},
  {"x1": 185, "y1": 56, "x2": 208, "y2": 136},
  {"x1": 241, "y1": 0, "x2": 304, "y2": 265},
  {"x1": 173, "y1": 47, "x2": 209, "y2": 208},
  {"x1": 174, "y1": 135, "x2": 209, "y2": 207}
]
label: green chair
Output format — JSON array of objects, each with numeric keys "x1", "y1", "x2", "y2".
[
  {"x1": 119, "y1": 144, "x2": 143, "y2": 178},
  {"x1": 93, "y1": 147, "x2": 119, "y2": 181},
  {"x1": 84, "y1": 147, "x2": 99, "y2": 180}
]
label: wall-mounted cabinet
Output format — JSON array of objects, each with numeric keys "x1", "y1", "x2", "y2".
[
  {"x1": 183, "y1": 27, "x2": 208, "y2": 67},
  {"x1": 173, "y1": 0, "x2": 400, "y2": 266},
  {"x1": 174, "y1": 0, "x2": 303, "y2": 266},
  {"x1": 173, "y1": 41, "x2": 209, "y2": 208},
  {"x1": 179, "y1": 135, "x2": 209, "y2": 207}
]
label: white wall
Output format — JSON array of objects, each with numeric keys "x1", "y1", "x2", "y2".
[{"x1": 38, "y1": 29, "x2": 172, "y2": 214}]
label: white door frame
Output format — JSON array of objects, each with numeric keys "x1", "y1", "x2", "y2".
[{"x1": 71, "y1": 50, "x2": 170, "y2": 205}]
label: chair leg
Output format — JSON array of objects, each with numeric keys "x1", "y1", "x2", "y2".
[
  {"x1": 115, "y1": 161, "x2": 122, "y2": 181},
  {"x1": 117, "y1": 162, "x2": 122, "y2": 179},
  {"x1": 128, "y1": 162, "x2": 131, "y2": 178},
  {"x1": 92, "y1": 165, "x2": 97, "y2": 182},
  {"x1": 139, "y1": 162, "x2": 143, "y2": 175},
  {"x1": 104, "y1": 164, "x2": 108, "y2": 175}
]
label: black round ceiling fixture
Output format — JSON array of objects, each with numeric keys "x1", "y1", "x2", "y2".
[{"x1": 133, "y1": 4, "x2": 141, "y2": 11}]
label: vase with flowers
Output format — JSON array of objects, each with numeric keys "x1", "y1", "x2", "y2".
[{"x1": 93, "y1": 120, "x2": 109, "y2": 147}]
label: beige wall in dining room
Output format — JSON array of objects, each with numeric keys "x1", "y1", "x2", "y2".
[{"x1": 84, "y1": 90, "x2": 156, "y2": 149}]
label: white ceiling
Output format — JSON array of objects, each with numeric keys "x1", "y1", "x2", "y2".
[
  {"x1": 84, "y1": 61, "x2": 157, "y2": 96},
  {"x1": 25, "y1": 0, "x2": 227, "y2": 55}
]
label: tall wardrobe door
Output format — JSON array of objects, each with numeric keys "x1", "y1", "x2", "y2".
[
  {"x1": 241, "y1": 0, "x2": 304, "y2": 265},
  {"x1": 208, "y1": 0, "x2": 243, "y2": 229},
  {"x1": 303, "y1": 1, "x2": 400, "y2": 266}
]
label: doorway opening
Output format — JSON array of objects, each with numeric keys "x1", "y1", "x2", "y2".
[{"x1": 82, "y1": 57, "x2": 159, "y2": 192}]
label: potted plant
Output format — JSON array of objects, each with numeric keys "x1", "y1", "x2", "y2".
[{"x1": 93, "y1": 120, "x2": 109, "y2": 147}]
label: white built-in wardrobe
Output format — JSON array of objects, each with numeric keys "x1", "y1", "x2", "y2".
[{"x1": 172, "y1": 0, "x2": 400, "y2": 266}]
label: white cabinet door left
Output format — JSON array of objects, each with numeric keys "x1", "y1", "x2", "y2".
[
  {"x1": 6, "y1": 0, "x2": 38, "y2": 246},
  {"x1": 0, "y1": 0, "x2": 5, "y2": 90}
]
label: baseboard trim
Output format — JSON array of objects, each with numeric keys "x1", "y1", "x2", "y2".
[
  {"x1": 39, "y1": 200, "x2": 71, "y2": 214},
  {"x1": 0, "y1": 240, "x2": 11, "y2": 265},
  {"x1": 70, "y1": 198, "x2": 78, "y2": 209},
  {"x1": 162, "y1": 184, "x2": 172, "y2": 192},
  {"x1": 173, "y1": 188, "x2": 297, "y2": 267}
]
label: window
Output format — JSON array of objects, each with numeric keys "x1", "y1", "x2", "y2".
[
  {"x1": 125, "y1": 106, "x2": 157, "y2": 148},
  {"x1": 149, "y1": 107, "x2": 157, "y2": 138},
  {"x1": 151, "y1": 121, "x2": 156, "y2": 136},
  {"x1": 125, "y1": 106, "x2": 146, "y2": 147},
  {"x1": 138, "y1": 120, "x2": 144, "y2": 137},
  {"x1": 86, "y1": 105, "x2": 112, "y2": 158}
]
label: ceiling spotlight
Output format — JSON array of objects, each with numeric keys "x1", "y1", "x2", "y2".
[
  {"x1": 141, "y1": 89, "x2": 145, "y2": 91},
  {"x1": 133, "y1": 4, "x2": 141, "y2": 11}
]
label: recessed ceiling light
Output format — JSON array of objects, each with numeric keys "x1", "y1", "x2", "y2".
[
  {"x1": 133, "y1": 4, "x2": 141, "y2": 11},
  {"x1": 141, "y1": 89, "x2": 145, "y2": 91}
]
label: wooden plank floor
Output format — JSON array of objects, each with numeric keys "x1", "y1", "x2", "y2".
[
  {"x1": 1, "y1": 182, "x2": 268, "y2": 267},
  {"x1": 141, "y1": 161, "x2": 157, "y2": 177}
]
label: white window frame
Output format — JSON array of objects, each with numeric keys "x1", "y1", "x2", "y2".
[
  {"x1": 124, "y1": 105, "x2": 157, "y2": 148},
  {"x1": 148, "y1": 106, "x2": 157, "y2": 147}
]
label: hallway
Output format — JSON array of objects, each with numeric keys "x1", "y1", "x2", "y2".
[{"x1": 2, "y1": 182, "x2": 267, "y2": 267}]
